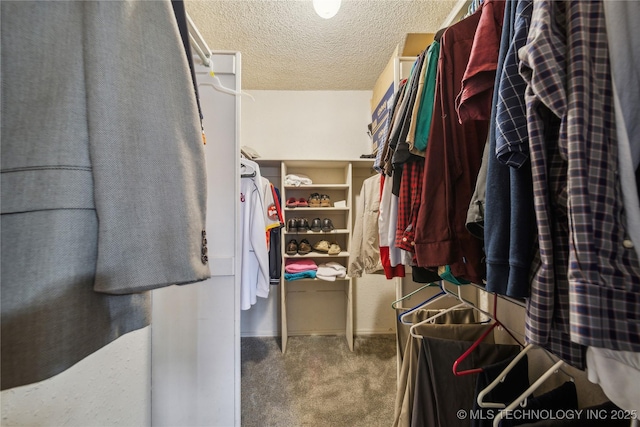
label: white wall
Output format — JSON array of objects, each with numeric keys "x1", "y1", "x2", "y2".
[
  {"x1": 240, "y1": 90, "x2": 397, "y2": 337},
  {"x1": 1, "y1": 327, "x2": 151, "y2": 427},
  {"x1": 241, "y1": 90, "x2": 373, "y2": 160}
]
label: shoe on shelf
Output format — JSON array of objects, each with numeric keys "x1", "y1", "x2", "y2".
[
  {"x1": 328, "y1": 242, "x2": 341, "y2": 255},
  {"x1": 287, "y1": 218, "x2": 299, "y2": 232},
  {"x1": 320, "y1": 194, "x2": 331, "y2": 207},
  {"x1": 297, "y1": 198, "x2": 309, "y2": 207},
  {"x1": 298, "y1": 239, "x2": 312, "y2": 255},
  {"x1": 308, "y1": 193, "x2": 321, "y2": 207},
  {"x1": 321, "y1": 218, "x2": 335, "y2": 232},
  {"x1": 286, "y1": 197, "x2": 298, "y2": 208},
  {"x1": 313, "y1": 240, "x2": 330, "y2": 253},
  {"x1": 297, "y1": 218, "x2": 310, "y2": 232},
  {"x1": 286, "y1": 239, "x2": 298, "y2": 255},
  {"x1": 310, "y1": 218, "x2": 322, "y2": 232}
]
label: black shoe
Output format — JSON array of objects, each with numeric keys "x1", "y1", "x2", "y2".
[
  {"x1": 297, "y1": 218, "x2": 310, "y2": 232},
  {"x1": 310, "y1": 218, "x2": 322, "y2": 232},
  {"x1": 322, "y1": 218, "x2": 335, "y2": 232},
  {"x1": 287, "y1": 218, "x2": 299, "y2": 232}
]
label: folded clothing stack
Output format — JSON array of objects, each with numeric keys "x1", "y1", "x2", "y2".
[
  {"x1": 284, "y1": 270, "x2": 317, "y2": 281},
  {"x1": 316, "y1": 262, "x2": 347, "y2": 281},
  {"x1": 284, "y1": 174, "x2": 313, "y2": 187},
  {"x1": 284, "y1": 259, "x2": 318, "y2": 281}
]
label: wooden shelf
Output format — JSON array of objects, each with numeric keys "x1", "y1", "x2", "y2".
[{"x1": 283, "y1": 251, "x2": 350, "y2": 258}]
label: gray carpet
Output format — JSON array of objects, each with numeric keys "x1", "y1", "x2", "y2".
[{"x1": 241, "y1": 335, "x2": 397, "y2": 427}]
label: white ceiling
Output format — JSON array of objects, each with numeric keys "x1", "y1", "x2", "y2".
[{"x1": 185, "y1": 0, "x2": 459, "y2": 90}]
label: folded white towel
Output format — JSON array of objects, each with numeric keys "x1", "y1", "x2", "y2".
[
  {"x1": 316, "y1": 262, "x2": 347, "y2": 281},
  {"x1": 284, "y1": 174, "x2": 313, "y2": 186}
]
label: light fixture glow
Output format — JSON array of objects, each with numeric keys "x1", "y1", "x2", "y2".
[{"x1": 313, "y1": 0, "x2": 341, "y2": 19}]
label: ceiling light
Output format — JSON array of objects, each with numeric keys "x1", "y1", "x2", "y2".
[{"x1": 313, "y1": 0, "x2": 341, "y2": 19}]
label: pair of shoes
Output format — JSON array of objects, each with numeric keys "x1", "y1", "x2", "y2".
[
  {"x1": 309, "y1": 218, "x2": 334, "y2": 232},
  {"x1": 312, "y1": 240, "x2": 341, "y2": 254},
  {"x1": 287, "y1": 218, "x2": 309, "y2": 232},
  {"x1": 286, "y1": 239, "x2": 312, "y2": 255},
  {"x1": 307, "y1": 193, "x2": 331, "y2": 207},
  {"x1": 286, "y1": 197, "x2": 309, "y2": 208}
]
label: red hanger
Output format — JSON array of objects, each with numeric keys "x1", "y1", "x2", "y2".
[{"x1": 452, "y1": 293, "x2": 523, "y2": 376}]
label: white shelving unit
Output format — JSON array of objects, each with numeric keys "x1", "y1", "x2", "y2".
[
  {"x1": 278, "y1": 160, "x2": 354, "y2": 353},
  {"x1": 255, "y1": 159, "x2": 375, "y2": 353}
]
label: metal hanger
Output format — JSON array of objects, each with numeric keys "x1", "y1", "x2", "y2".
[
  {"x1": 398, "y1": 288, "x2": 449, "y2": 325},
  {"x1": 408, "y1": 284, "x2": 472, "y2": 339},
  {"x1": 392, "y1": 281, "x2": 450, "y2": 325},
  {"x1": 391, "y1": 282, "x2": 437, "y2": 309}
]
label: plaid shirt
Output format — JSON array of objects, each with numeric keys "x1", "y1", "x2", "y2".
[
  {"x1": 495, "y1": 0, "x2": 532, "y2": 168},
  {"x1": 521, "y1": 0, "x2": 640, "y2": 366},
  {"x1": 395, "y1": 157, "x2": 424, "y2": 253}
]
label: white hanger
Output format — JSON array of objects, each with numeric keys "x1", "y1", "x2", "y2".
[
  {"x1": 198, "y1": 80, "x2": 255, "y2": 101},
  {"x1": 492, "y1": 359, "x2": 567, "y2": 427},
  {"x1": 240, "y1": 158, "x2": 258, "y2": 178},
  {"x1": 198, "y1": 59, "x2": 256, "y2": 101},
  {"x1": 477, "y1": 343, "x2": 536, "y2": 409}
]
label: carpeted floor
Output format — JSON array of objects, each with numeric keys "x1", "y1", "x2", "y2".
[{"x1": 241, "y1": 335, "x2": 397, "y2": 427}]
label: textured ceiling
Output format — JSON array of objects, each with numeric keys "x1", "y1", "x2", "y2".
[{"x1": 185, "y1": 0, "x2": 458, "y2": 90}]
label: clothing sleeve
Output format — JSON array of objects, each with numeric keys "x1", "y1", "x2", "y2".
[
  {"x1": 83, "y1": 0, "x2": 210, "y2": 294},
  {"x1": 348, "y1": 180, "x2": 367, "y2": 277},
  {"x1": 456, "y1": 0, "x2": 505, "y2": 123},
  {"x1": 250, "y1": 188, "x2": 271, "y2": 299},
  {"x1": 261, "y1": 178, "x2": 281, "y2": 232}
]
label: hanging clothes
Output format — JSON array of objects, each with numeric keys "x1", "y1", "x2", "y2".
[
  {"x1": 240, "y1": 160, "x2": 272, "y2": 310},
  {"x1": 411, "y1": 38, "x2": 441, "y2": 156},
  {"x1": 269, "y1": 185, "x2": 284, "y2": 283},
  {"x1": 411, "y1": 337, "x2": 520, "y2": 427},
  {"x1": 379, "y1": 174, "x2": 406, "y2": 278},
  {"x1": 1, "y1": 0, "x2": 209, "y2": 390},
  {"x1": 470, "y1": 354, "x2": 530, "y2": 427},
  {"x1": 393, "y1": 308, "x2": 482, "y2": 427},
  {"x1": 586, "y1": 2, "x2": 640, "y2": 412},
  {"x1": 413, "y1": 3, "x2": 489, "y2": 285},
  {"x1": 348, "y1": 174, "x2": 384, "y2": 277},
  {"x1": 484, "y1": 0, "x2": 535, "y2": 299},
  {"x1": 520, "y1": 0, "x2": 640, "y2": 369}
]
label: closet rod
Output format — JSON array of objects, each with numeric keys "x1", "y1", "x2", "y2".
[
  {"x1": 470, "y1": 282, "x2": 527, "y2": 309},
  {"x1": 440, "y1": 0, "x2": 472, "y2": 28},
  {"x1": 440, "y1": 281, "x2": 526, "y2": 342},
  {"x1": 186, "y1": 11, "x2": 211, "y2": 66}
]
